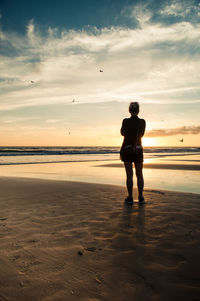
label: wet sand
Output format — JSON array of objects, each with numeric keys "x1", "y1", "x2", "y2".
[{"x1": 0, "y1": 177, "x2": 200, "y2": 301}]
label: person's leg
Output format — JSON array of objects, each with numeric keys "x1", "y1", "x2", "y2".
[
  {"x1": 134, "y1": 162, "x2": 144, "y2": 199},
  {"x1": 124, "y1": 162, "x2": 133, "y2": 197}
]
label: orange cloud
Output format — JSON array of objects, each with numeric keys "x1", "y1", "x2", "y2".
[{"x1": 146, "y1": 125, "x2": 200, "y2": 137}]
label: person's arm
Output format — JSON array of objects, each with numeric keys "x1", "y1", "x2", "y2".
[
  {"x1": 120, "y1": 119, "x2": 127, "y2": 136},
  {"x1": 139, "y1": 119, "x2": 146, "y2": 137}
]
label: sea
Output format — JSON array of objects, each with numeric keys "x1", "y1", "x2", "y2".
[
  {"x1": 0, "y1": 146, "x2": 199, "y2": 165},
  {"x1": 0, "y1": 146, "x2": 199, "y2": 194}
]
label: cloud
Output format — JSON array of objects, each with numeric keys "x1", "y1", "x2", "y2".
[
  {"x1": 146, "y1": 125, "x2": 200, "y2": 137},
  {"x1": 121, "y1": 0, "x2": 200, "y2": 27},
  {"x1": 121, "y1": 2, "x2": 152, "y2": 27},
  {"x1": 160, "y1": 0, "x2": 200, "y2": 18},
  {"x1": 45, "y1": 119, "x2": 60, "y2": 124},
  {"x1": 0, "y1": 9, "x2": 200, "y2": 112}
]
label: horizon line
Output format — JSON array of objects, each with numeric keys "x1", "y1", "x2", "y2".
[{"x1": 0, "y1": 145, "x2": 199, "y2": 148}]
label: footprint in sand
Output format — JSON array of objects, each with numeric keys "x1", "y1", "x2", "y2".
[
  {"x1": 0, "y1": 294, "x2": 9, "y2": 301},
  {"x1": 85, "y1": 247, "x2": 96, "y2": 252}
]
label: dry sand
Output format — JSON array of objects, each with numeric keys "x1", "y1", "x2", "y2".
[{"x1": 0, "y1": 177, "x2": 200, "y2": 301}]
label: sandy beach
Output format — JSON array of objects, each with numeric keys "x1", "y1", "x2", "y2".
[
  {"x1": 1, "y1": 0, "x2": 200, "y2": 299},
  {"x1": 0, "y1": 177, "x2": 200, "y2": 301}
]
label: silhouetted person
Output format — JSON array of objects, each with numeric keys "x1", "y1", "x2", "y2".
[{"x1": 120, "y1": 102, "x2": 146, "y2": 205}]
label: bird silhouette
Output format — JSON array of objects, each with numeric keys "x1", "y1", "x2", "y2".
[
  {"x1": 30, "y1": 80, "x2": 35, "y2": 83},
  {"x1": 178, "y1": 138, "x2": 184, "y2": 142},
  {"x1": 99, "y1": 70, "x2": 103, "y2": 72},
  {"x1": 72, "y1": 99, "x2": 75, "y2": 103}
]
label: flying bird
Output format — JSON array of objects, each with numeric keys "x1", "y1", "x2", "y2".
[
  {"x1": 99, "y1": 70, "x2": 103, "y2": 72},
  {"x1": 178, "y1": 138, "x2": 184, "y2": 142},
  {"x1": 30, "y1": 80, "x2": 35, "y2": 83}
]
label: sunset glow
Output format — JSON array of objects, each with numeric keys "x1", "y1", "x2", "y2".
[
  {"x1": 0, "y1": 0, "x2": 199, "y2": 146},
  {"x1": 142, "y1": 138, "x2": 156, "y2": 147}
]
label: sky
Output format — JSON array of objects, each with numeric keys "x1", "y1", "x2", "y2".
[{"x1": 0, "y1": 0, "x2": 200, "y2": 146}]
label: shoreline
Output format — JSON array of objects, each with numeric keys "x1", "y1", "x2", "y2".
[
  {"x1": 0, "y1": 158, "x2": 199, "y2": 194},
  {"x1": 0, "y1": 177, "x2": 200, "y2": 300},
  {"x1": 1, "y1": 160, "x2": 199, "y2": 171},
  {"x1": 95, "y1": 162, "x2": 200, "y2": 171},
  {"x1": 0, "y1": 175, "x2": 199, "y2": 196}
]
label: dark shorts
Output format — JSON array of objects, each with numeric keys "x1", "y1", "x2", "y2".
[{"x1": 120, "y1": 147, "x2": 144, "y2": 163}]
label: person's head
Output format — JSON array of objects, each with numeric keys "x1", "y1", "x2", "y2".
[{"x1": 129, "y1": 102, "x2": 139, "y2": 115}]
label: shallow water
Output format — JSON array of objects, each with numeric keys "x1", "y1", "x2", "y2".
[{"x1": 0, "y1": 153, "x2": 199, "y2": 194}]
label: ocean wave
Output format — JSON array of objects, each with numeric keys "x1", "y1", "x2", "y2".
[{"x1": 0, "y1": 146, "x2": 199, "y2": 157}]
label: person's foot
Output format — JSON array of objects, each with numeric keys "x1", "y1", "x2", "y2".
[
  {"x1": 124, "y1": 196, "x2": 133, "y2": 205},
  {"x1": 138, "y1": 196, "x2": 145, "y2": 205}
]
